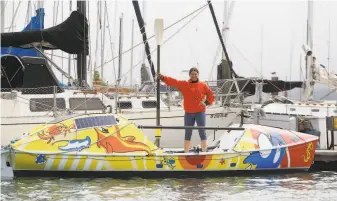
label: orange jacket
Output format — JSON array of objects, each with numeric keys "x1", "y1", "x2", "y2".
[{"x1": 161, "y1": 76, "x2": 215, "y2": 113}]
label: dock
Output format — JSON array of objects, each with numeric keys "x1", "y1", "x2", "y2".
[{"x1": 311, "y1": 150, "x2": 337, "y2": 171}]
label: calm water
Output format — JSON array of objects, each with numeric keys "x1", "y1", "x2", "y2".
[{"x1": 1, "y1": 171, "x2": 337, "y2": 201}]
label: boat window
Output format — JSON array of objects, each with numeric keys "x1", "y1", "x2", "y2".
[
  {"x1": 30, "y1": 98, "x2": 66, "y2": 112},
  {"x1": 117, "y1": 101, "x2": 132, "y2": 109},
  {"x1": 142, "y1": 100, "x2": 157, "y2": 108},
  {"x1": 311, "y1": 109, "x2": 319, "y2": 112},
  {"x1": 75, "y1": 115, "x2": 117, "y2": 130},
  {"x1": 289, "y1": 108, "x2": 296, "y2": 111},
  {"x1": 69, "y1": 98, "x2": 104, "y2": 111}
]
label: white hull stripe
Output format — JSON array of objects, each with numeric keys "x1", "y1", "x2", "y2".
[
  {"x1": 83, "y1": 159, "x2": 93, "y2": 170},
  {"x1": 70, "y1": 156, "x2": 81, "y2": 171},
  {"x1": 130, "y1": 157, "x2": 137, "y2": 170},
  {"x1": 58, "y1": 155, "x2": 68, "y2": 170},
  {"x1": 286, "y1": 148, "x2": 291, "y2": 168},
  {"x1": 44, "y1": 155, "x2": 54, "y2": 170},
  {"x1": 95, "y1": 161, "x2": 103, "y2": 171}
]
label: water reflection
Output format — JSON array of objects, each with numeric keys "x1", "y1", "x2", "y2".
[{"x1": 1, "y1": 172, "x2": 337, "y2": 201}]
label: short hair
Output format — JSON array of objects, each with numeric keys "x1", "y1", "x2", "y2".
[{"x1": 189, "y1": 67, "x2": 199, "y2": 74}]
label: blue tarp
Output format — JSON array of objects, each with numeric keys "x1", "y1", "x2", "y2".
[{"x1": 1, "y1": 8, "x2": 44, "y2": 57}]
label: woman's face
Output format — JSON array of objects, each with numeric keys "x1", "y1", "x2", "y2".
[{"x1": 189, "y1": 71, "x2": 199, "y2": 81}]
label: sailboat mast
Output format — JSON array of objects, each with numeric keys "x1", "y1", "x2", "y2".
[
  {"x1": 130, "y1": 19, "x2": 134, "y2": 87},
  {"x1": 37, "y1": 0, "x2": 44, "y2": 9},
  {"x1": 1, "y1": 1, "x2": 5, "y2": 33},
  {"x1": 142, "y1": 0, "x2": 146, "y2": 64},
  {"x1": 260, "y1": 24, "x2": 264, "y2": 78},
  {"x1": 327, "y1": 19, "x2": 331, "y2": 71},
  {"x1": 100, "y1": 1, "x2": 106, "y2": 82},
  {"x1": 300, "y1": 54, "x2": 302, "y2": 101},
  {"x1": 117, "y1": 14, "x2": 123, "y2": 86},
  {"x1": 25, "y1": 1, "x2": 31, "y2": 26},
  {"x1": 304, "y1": 0, "x2": 314, "y2": 100},
  {"x1": 222, "y1": 0, "x2": 228, "y2": 58},
  {"x1": 68, "y1": 0, "x2": 72, "y2": 86},
  {"x1": 77, "y1": 0, "x2": 87, "y2": 87},
  {"x1": 132, "y1": 0, "x2": 156, "y2": 80},
  {"x1": 208, "y1": 1, "x2": 232, "y2": 71}
]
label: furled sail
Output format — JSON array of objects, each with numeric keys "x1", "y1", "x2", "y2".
[
  {"x1": 1, "y1": 11, "x2": 88, "y2": 55},
  {"x1": 217, "y1": 59, "x2": 303, "y2": 96},
  {"x1": 1, "y1": 8, "x2": 45, "y2": 57}
]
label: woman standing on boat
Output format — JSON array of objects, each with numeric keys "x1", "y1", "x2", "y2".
[{"x1": 159, "y1": 67, "x2": 215, "y2": 153}]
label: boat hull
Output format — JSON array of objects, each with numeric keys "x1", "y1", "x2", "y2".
[
  {"x1": 3, "y1": 113, "x2": 319, "y2": 178},
  {"x1": 7, "y1": 139, "x2": 317, "y2": 177},
  {"x1": 13, "y1": 168, "x2": 310, "y2": 178}
]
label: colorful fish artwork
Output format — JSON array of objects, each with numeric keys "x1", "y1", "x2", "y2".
[
  {"x1": 94, "y1": 126, "x2": 152, "y2": 154},
  {"x1": 57, "y1": 136, "x2": 91, "y2": 151}
]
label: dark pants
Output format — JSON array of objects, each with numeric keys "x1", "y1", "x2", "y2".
[{"x1": 184, "y1": 112, "x2": 207, "y2": 141}]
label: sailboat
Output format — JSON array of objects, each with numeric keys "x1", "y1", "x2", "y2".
[{"x1": 218, "y1": 1, "x2": 337, "y2": 149}]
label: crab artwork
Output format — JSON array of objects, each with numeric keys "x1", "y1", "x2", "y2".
[{"x1": 37, "y1": 123, "x2": 74, "y2": 144}]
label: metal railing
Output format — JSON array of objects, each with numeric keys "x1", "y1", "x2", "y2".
[{"x1": 1, "y1": 78, "x2": 264, "y2": 118}]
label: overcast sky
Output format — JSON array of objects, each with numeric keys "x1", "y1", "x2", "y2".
[{"x1": 2, "y1": 0, "x2": 337, "y2": 88}]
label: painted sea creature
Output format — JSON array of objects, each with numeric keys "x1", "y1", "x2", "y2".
[
  {"x1": 244, "y1": 132, "x2": 286, "y2": 169},
  {"x1": 37, "y1": 123, "x2": 74, "y2": 144},
  {"x1": 157, "y1": 156, "x2": 176, "y2": 169},
  {"x1": 35, "y1": 154, "x2": 46, "y2": 165},
  {"x1": 56, "y1": 136, "x2": 91, "y2": 151},
  {"x1": 94, "y1": 126, "x2": 152, "y2": 154}
]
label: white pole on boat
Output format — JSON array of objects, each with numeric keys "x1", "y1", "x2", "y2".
[
  {"x1": 304, "y1": 0, "x2": 314, "y2": 100},
  {"x1": 154, "y1": 18, "x2": 164, "y2": 147},
  {"x1": 130, "y1": 19, "x2": 134, "y2": 88}
]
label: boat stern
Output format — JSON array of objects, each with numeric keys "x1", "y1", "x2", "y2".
[{"x1": 1, "y1": 147, "x2": 14, "y2": 180}]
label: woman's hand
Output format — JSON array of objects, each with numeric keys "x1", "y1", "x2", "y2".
[
  {"x1": 200, "y1": 101, "x2": 206, "y2": 107},
  {"x1": 157, "y1": 73, "x2": 164, "y2": 81},
  {"x1": 200, "y1": 100, "x2": 211, "y2": 107}
]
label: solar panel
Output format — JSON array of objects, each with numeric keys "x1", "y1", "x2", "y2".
[{"x1": 75, "y1": 115, "x2": 117, "y2": 130}]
